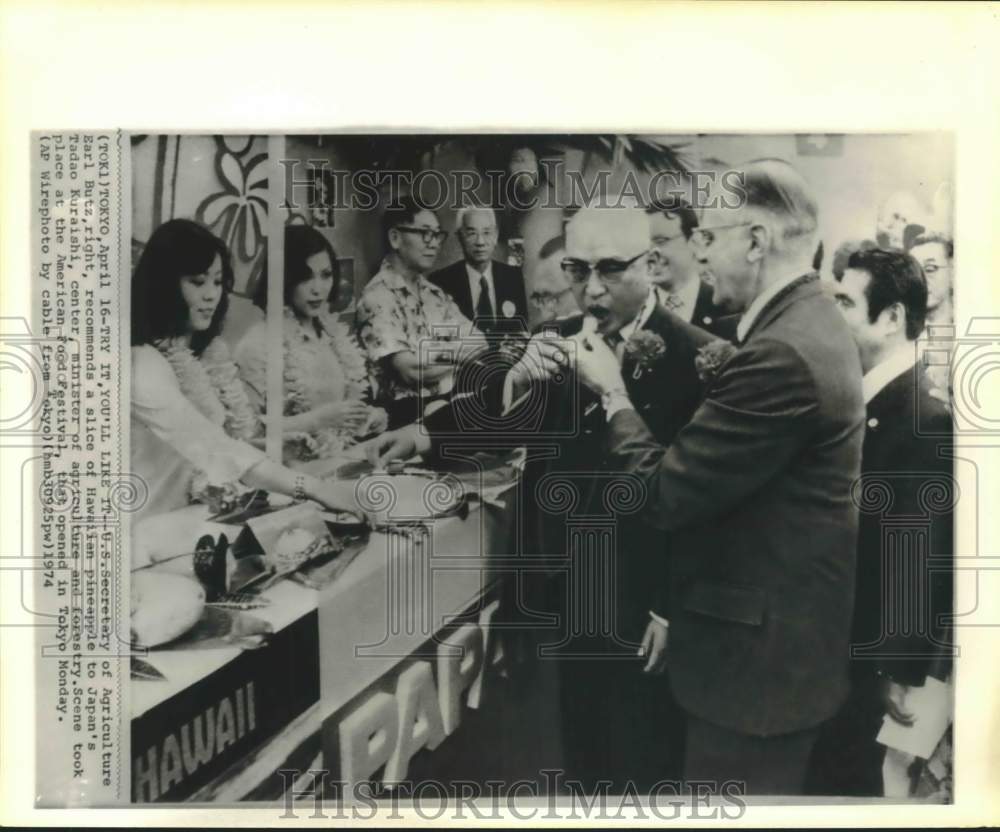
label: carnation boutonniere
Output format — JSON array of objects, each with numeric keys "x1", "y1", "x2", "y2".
[
  {"x1": 694, "y1": 339, "x2": 737, "y2": 383},
  {"x1": 623, "y1": 330, "x2": 667, "y2": 379}
]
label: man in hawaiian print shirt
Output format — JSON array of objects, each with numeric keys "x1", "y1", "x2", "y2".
[{"x1": 356, "y1": 196, "x2": 487, "y2": 428}]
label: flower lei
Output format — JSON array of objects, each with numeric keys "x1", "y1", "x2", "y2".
[
  {"x1": 155, "y1": 336, "x2": 260, "y2": 502},
  {"x1": 281, "y1": 308, "x2": 385, "y2": 462}
]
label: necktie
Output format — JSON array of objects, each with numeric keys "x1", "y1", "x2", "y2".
[
  {"x1": 662, "y1": 292, "x2": 683, "y2": 313},
  {"x1": 476, "y1": 275, "x2": 494, "y2": 320},
  {"x1": 605, "y1": 332, "x2": 626, "y2": 364}
]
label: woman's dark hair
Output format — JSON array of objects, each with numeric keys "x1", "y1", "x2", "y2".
[
  {"x1": 251, "y1": 225, "x2": 340, "y2": 311},
  {"x1": 131, "y1": 219, "x2": 234, "y2": 356}
]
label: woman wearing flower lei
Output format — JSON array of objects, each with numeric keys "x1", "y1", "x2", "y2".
[
  {"x1": 130, "y1": 219, "x2": 359, "y2": 524},
  {"x1": 236, "y1": 224, "x2": 387, "y2": 465}
]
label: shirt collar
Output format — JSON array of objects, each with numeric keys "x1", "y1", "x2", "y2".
[
  {"x1": 863, "y1": 341, "x2": 918, "y2": 405},
  {"x1": 466, "y1": 261, "x2": 493, "y2": 285},
  {"x1": 619, "y1": 288, "x2": 660, "y2": 343},
  {"x1": 378, "y1": 258, "x2": 424, "y2": 293},
  {"x1": 736, "y1": 271, "x2": 805, "y2": 343}
]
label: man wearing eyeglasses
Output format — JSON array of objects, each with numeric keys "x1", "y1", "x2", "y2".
[
  {"x1": 366, "y1": 204, "x2": 719, "y2": 790},
  {"x1": 430, "y1": 205, "x2": 529, "y2": 336},
  {"x1": 570, "y1": 159, "x2": 865, "y2": 795},
  {"x1": 357, "y1": 196, "x2": 487, "y2": 428},
  {"x1": 645, "y1": 197, "x2": 737, "y2": 342}
]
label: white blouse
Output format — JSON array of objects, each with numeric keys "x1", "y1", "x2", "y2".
[{"x1": 130, "y1": 345, "x2": 266, "y2": 523}]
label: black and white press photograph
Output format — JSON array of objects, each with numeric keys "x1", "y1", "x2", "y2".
[
  {"x1": 124, "y1": 131, "x2": 957, "y2": 806},
  {"x1": 8, "y1": 3, "x2": 999, "y2": 827}
]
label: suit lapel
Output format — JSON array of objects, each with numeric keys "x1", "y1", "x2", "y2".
[
  {"x1": 865, "y1": 361, "x2": 919, "y2": 438},
  {"x1": 622, "y1": 302, "x2": 671, "y2": 389},
  {"x1": 448, "y1": 262, "x2": 474, "y2": 320},
  {"x1": 691, "y1": 280, "x2": 717, "y2": 329},
  {"x1": 493, "y1": 263, "x2": 515, "y2": 318}
]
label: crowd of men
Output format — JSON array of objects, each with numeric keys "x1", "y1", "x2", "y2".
[{"x1": 360, "y1": 158, "x2": 955, "y2": 798}]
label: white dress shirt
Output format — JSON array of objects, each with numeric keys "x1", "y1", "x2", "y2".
[
  {"x1": 735, "y1": 271, "x2": 807, "y2": 343},
  {"x1": 862, "y1": 341, "x2": 918, "y2": 405},
  {"x1": 617, "y1": 287, "x2": 660, "y2": 345},
  {"x1": 467, "y1": 261, "x2": 496, "y2": 315}
]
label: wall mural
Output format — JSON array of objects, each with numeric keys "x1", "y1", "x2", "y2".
[
  {"x1": 131, "y1": 134, "x2": 268, "y2": 296},
  {"x1": 195, "y1": 136, "x2": 268, "y2": 295}
]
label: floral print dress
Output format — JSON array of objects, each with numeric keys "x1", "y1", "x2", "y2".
[{"x1": 236, "y1": 308, "x2": 382, "y2": 463}]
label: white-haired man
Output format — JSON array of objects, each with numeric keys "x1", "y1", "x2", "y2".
[
  {"x1": 430, "y1": 205, "x2": 529, "y2": 335},
  {"x1": 571, "y1": 158, "x2": 866, "y2": 794}
]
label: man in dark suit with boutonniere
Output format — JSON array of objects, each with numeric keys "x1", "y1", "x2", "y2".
[
  {"x1": 367, "y1": 204, "x2": 720, "y2": 790},
  {"x1": 571, "y1": 159, "x2": 866, "y2": 795},
  {"x1": 430, "y1": 205, "x2": 530, "y2": 337}
]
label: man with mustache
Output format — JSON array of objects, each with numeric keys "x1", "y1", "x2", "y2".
[
  {"x1": 569, "y1": 158, "x2": 865, "y2": 794},
  {"x1": 367, "y1": 204, "x2": 717, "y2": 789}
]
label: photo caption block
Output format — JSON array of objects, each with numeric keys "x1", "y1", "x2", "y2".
[{"x1": 32, "y1": 132, "x2": 131, "y2": 806}]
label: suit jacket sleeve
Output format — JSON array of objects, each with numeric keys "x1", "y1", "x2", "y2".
[{"x1": 606, "y1": 336, "x2": 820, "y2": 531}]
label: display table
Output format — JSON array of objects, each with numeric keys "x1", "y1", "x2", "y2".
[{"x1": 131, "y1": 459, "x2": 522, "y2": 803}]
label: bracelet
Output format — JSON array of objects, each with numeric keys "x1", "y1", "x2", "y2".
[{"x1": 293, "y1": 474, "x2": 307, "y2": 502}]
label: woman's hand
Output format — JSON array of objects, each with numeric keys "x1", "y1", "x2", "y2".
[{"x1": 310, "y1": 400, "x2": 370, "y2": 432}]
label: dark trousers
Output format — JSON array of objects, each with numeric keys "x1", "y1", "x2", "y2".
[
  {"x1": 557, "y1": 654, "x2": 686, "y2": 794},
  {"x1": 804, "y1": 671, "x2": 886, "y2": 796},
  {"x1": 528, "y1": 571, "x2": 684, "y2": 793},
  {"x1": 683, "y1": 715, "x2": 820, "y2": 796}
]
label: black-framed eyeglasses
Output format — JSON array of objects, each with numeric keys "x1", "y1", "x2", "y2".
[
  {"x1": 395, "y1": 226, "x2": 448, "y2": 245},
  {"x1": 560, "y1": 250, "x2": 648, "y2": 285},
  {"x1": 689, "y1": 222, "x2": 752, "y2": 250}
]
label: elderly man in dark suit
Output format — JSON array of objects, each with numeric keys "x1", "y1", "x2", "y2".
[
  {"x1": 430, "y1": 205, "x2": 529, "y2": 336},
  {"x1": 805, "y1": 247, "x2": 954, "y2": 796},
  {"x1": 571, "y1": 159, "x2": 866, "y2": 795}
]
